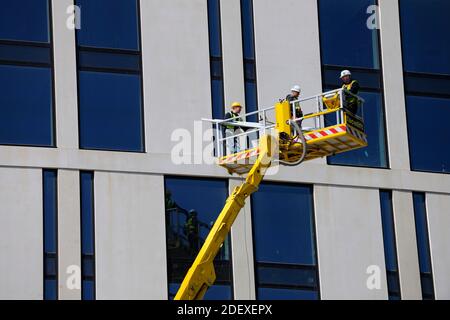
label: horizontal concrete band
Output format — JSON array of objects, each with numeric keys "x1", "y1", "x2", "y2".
[{"x1": 0, "y1": 146, "x2": 449, "y2": 194}]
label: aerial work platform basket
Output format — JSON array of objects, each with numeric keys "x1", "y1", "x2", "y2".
[{"x1": 203, "y1": 88, "x2": 368, "y2": 175}]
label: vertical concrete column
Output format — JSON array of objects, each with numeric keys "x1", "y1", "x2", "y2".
[
  {"x1": 314, "y1": 185, "x2": 388, "y2": 299},
  {"x1": 426, "y1": 193, "x2": 450, "y2": 299},
  {"x1": 57, "y1": 169, "x2": 81, "y2": 300},
  {"x1": 0, "y1": 168, "x2": 43, "y2": 299},
  {"x1": 94, "y1": 172, "x2": 167, "y2": 299},
  {"x1": 378, "y1": 0, "x2": 411, "y2": 170},
  {"x1": 229, "y1": 179, "x2": 256, "y2": 300},
  {"x1": 51, "y1": 0, "x2": 79, "y2": 149},
  {"x1": 391, "y1": 190, "x2": 421, "y2": 299},
  {"x1": 252, "y1": 0, "x2": 323, "y2": 111},
  {"x1": 140, "y1": 0, "x2": 212, "y2": 156}
]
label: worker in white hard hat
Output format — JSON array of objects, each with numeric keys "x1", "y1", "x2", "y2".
[
  {"x1": 340, "y1": 70, "x2": 360, "y2": 114},
  {"x1": 224, "y1": 102, "x2": 245, "y2": 154},
  {"x1": 285, "y1": 85, "x2": 303, "y2": 119}
]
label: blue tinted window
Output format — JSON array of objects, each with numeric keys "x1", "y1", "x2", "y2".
[
  {"x1": 76, "y1": 0, "x2": 140, "y2": 50},
  {"x1": 319, "y1": 0, "x2": 380, "y2": 69},
  {"x1": 400, "y1": 0, "x2": 450, "y2": 75},
  {"x1": 328, "y1": 92, "x2": 388, "y2": 168},
  {"x1": 43, "y1": 170, "x2": 58, "y2": 254},
  {"x1": 207, "y1": 0, "x2": 222, "y2": 57},
  {"x1": 207, "y1": 0, "x2": 225, "y2": 121},
  {"x1": 380, "y1": 190, "x2": 401, "y2": 300},
  {"x1": 241, "y1": 1, "x2": 258, "y2": 122},
  {"x1": 244, "y1": 81, "x2": 258, "y2": 122},
  {"x1": 78, "y1": 71, "x2": 144, "y2": 152},
  {"x1": 258, "y1": 288, "x2": 319, "y2": 300},
  {"x1": 81, "y1": 172, "x2": 94, "y2": 255},
  {"x1": 252, "y1": 183, "x2": 319, "y2": 300},
  {"x1": 80, "y1": 171, "x2": 95, "y2": 300},
  {"x1": 379, "y1": 191, "x2": 398, "y2": 271},
  {"x1": 82, "y1": 281, "x2": 95, "y2": 301},
  {"x1": 44, "y1": 279, "x2": 57, "y2": 300},
  {"x1": 241, "y1": 0, "x2": 255, "y2": 60},
  {"x1": 0, "y1": 0, "x2": 50, "y2": 43},
  {"x1": 412, "y1": 192, "x2": 435, "y2": 300},
  {"x1": 212, "y1": 79, "x2": 225, "y2": 120},
  {"x1": 406, "y1": 96, "x2": 450, "y2": 173},
  {"x1": 0, "y1": 65, "x2": 53, "y2": 146},
  {"x1": 165, "y1": 177, "x2": 233, "y2": 300},
  {"x1": 252, "y1": 184, "x2": 316, "y2": 264},
  {"x1": 43, "y1": 169, "x2": 58, "y2": 300},
  {"x1": 169, "y1": 283, "x2": 232, "y2": 301},
  {"x1": 412, "y1": 193, "x2": 432, "y2": 274}
]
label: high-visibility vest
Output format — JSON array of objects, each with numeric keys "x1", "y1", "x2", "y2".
[
  {"x1": 342, "y1": 80, "x2": 358, "y2": 92},
  {"x1": 226, "y1": 112, "x2": 242, "y2": 130},
  {"x1": 342, "y1": 80, "x2": 358, "y2": 105},
  {"x1": 185, "y1": 217, "x2": 198, "y2": 234}
]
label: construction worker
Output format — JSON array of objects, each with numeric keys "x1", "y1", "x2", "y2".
[
  {"x1": 285, "y1": 85, "x2": 304, "y2": 119},
  {"x1": 184, "y1": 210, "x2": 200, "y2": 255},
  {"x1": 224, "y1": 102, "x2": 245, "y2": 154},
  {"x1": 340, "y1": 70, "x2": 360, "y2": 114}
]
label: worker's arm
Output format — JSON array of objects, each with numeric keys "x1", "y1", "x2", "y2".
[
  {"x1": 350, "y1": 81, "x2": 360, "y2": 95},
  {"x1": 174, "y1": 134, "x2": 276, "y2": 300}
]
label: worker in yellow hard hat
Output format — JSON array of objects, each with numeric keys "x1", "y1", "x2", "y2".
[{"x1": 224, "y1": 102, "x2": 245, "y2": 153}]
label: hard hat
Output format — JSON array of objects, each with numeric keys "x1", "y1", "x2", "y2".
[
  {"x1": 291, "y1": 85, "x2": 301, "y2": 93},
  {"x1": 340, "y1": 70, "x2": 352, "y2": 78},
  {"x1": 231, "y1": 102, "x2": 242, "y2": 109}
]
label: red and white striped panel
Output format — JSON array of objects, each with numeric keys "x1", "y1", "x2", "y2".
[
  {"x1": 304, "y1": 125, "x2": 347, "y2": 141},
  {"x1": 220, "y1": 148, "x2": 260, "y2": 164},
  {"x1": 347, "y1": 126, "x2": 368, "y2": 143}
]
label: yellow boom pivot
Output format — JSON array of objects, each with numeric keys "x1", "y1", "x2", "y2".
[{"x1": 174, "y1": 134, "x2": 277, "y2": 300}]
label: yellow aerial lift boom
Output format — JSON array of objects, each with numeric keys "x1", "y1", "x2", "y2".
[
  {"x1": 174, "y1": 134, "x2": 276, "y2": 300},
  {"x1": 175, "y1": 89, "x2": 367, "y2": 300}
]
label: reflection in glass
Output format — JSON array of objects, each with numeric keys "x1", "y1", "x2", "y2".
[{"x1": 165, "y1": 177, "x2": 232, "y2": 300}]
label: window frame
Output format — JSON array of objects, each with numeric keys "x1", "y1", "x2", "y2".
[
  {"x1": 379, "y1": 190, "x2": 402, "y2": 300},
  {"x1": 317, "y1": 0, "x2": 390, "y2": 170},
  {"x1": 74, "y1": 0, "x2": 145, "y2": 153},
  {"x1": 412, "y1": 192, "x2": 435, "y2": 300},
  {"x1": 43, "y1": 169, "x2": 58, "y2": 300},
  {"x1": 0, "y1": 0, "x2": 56, "y2": 148},
  {"x1": 163, "y1": 175, "x2": 234, "y2": 300},
  {"x1": 398, "y1": 0, "x2": 450, "y2": 175},
  {"x1": 250, "y1": 181, "x2": 320, "y2": 300},
  {"x1": 207, "y1": 0, "x2": 226, "y2": 121},
  {"x1": 80, "y1": 171, "x2": 96, "y2": 301},
  {"x1": 240, "y1": 0, "x2": 259, "y2": 123}
]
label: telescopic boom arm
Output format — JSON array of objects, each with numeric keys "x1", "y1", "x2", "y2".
[{"x1": 174, "y1": 134, "x2": 276, "y2": 300}]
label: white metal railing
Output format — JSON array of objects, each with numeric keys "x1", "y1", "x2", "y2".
[{"x1": 202, "y1": 89, "x2": 365, "y2": 158}]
